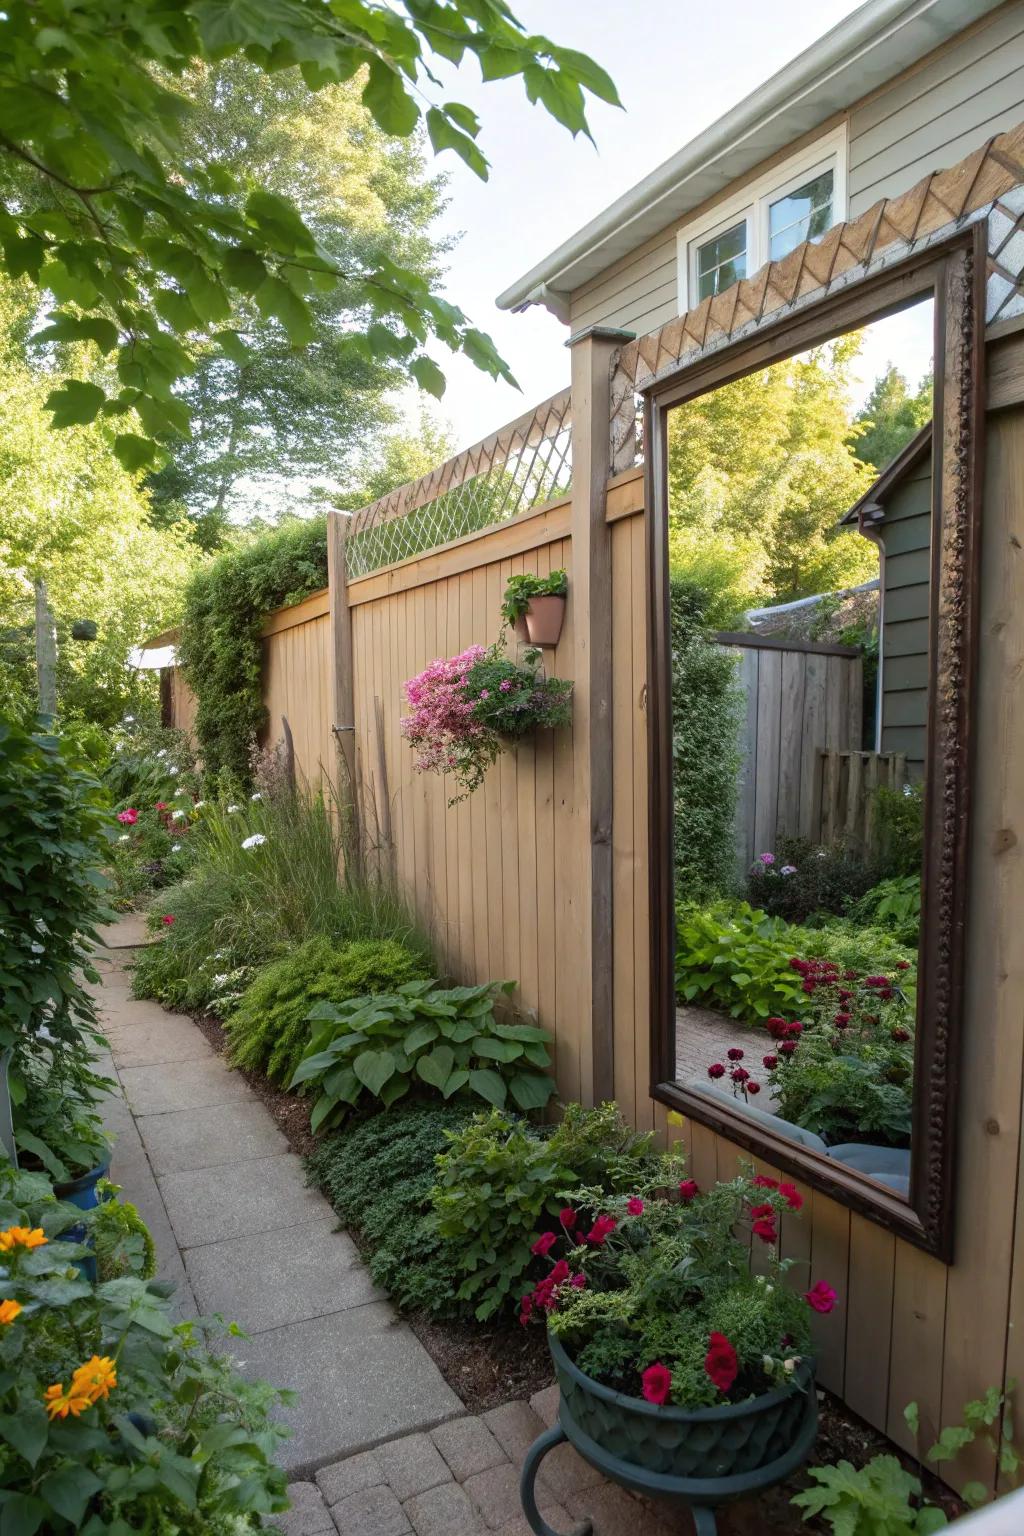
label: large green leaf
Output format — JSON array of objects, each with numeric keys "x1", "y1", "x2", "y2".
[
  {"x1": 416, "y1": 1044, "x2": 454, "y2": 1090},
  {"x1": 509, "y1": 1071, "x2": 556, "y2": 1112},
  {"x1": 468, "y1": 1068, "x2": 507, "y2": 1108},
  {"x1": 353, "y1": 1049, "x2": 397, "y2": 1098}
]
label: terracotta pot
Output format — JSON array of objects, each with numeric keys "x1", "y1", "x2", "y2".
[
  {"x1": 524, "y1": 594, "x2": 566, "y2": 647},
  {"x1": 512, "y1": 614, "x2": 530, "y2": 644}
]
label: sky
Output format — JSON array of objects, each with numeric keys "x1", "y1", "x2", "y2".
[{"x1": 400, "y1": 0, "x2": 934, "y2": 452}]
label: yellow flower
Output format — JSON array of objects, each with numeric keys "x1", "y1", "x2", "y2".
[
  {"x1": 0, "y1": 1300, "x2": 21, "y2": 1325},
  {"x1": 44, "y1": 1382, "x2": 91, "y2": 1420},
  {"x1": 72, "y1": 1355, "x2": 117, "y2": 1403},
  {"x1": 0, "y1": 1226, "x2": 47, "y2": 1252}
]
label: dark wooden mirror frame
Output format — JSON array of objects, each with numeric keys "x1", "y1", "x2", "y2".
[{"x1": 644, "y1": 225, "x2": 986, "y2": 1262}]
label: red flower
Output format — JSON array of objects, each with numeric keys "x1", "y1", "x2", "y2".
[
  {"x1": 626, "y1": 1197, "x2": 645, "y2": 1216},
  {"x1": 730, "y1": 1066, "x2": 749, "y2": 1084},
  {"x1": 752, "y1": 1175, "x2": 778, "y2": 1190},
  {"x1": 678, "y1": 1179, "x2": 699, "y2": 1202},
  {"x1": 641, "y1": 1362, "x2": 672, "y2": 1406},
  {"x1": 550, "y1": 1259, "x2": 571, "y2": 1283},
  {"x1": 762, "y1": 1054, "x2": 778, "y2": 1069},
  {"x1": 766, "y1": 1017, "x2": 788, "y2": 1036},
  {"x1": 778, "y1": 1182, "x2": 803, "y2": 1211},
  {"x1": 805, "y1": 1281, "x2": 837, "y2": 1314},
  {"x1": 834, "y1": 1013, "x2": 851, "y2": 1028},
  {"x1": 752, "y1": 1217, "x2": 777, "y2": 1244},
  {"x1": 569, "y1": 1273, "x2": 586, "y2": 1290},
  {"x1": 707, "y1": 1063, "x2": 726, "y2": 1079},
  {"x1": 727, "y1": 1047, "x2": 744, "y2": 1062},
  {"x1": 786, "y1": 1022, "x2": 803, "y2": 1036},
  {"x1": 843, "y1": 969, "x2": 858, "y2": 980},
  {"x1": 559, "y1": 1208, "x2": 577, "y2": 1229},
  {"x1": 896, "y1": 960, "x2": 911, "y2": 971},
  {"x1": 154, "y1": 801, "x2": 167, "y2": 811},
  {"x1": 891, "y1": 1027, "x2": 911, "y2": 1043},
  {"x1": 518, "y1": 1294, "x2": 534, "y2": 1327},
  {"x1": 779, "y1": 1041, "x2": 798, "y2": 1056},
  {"x1": 586, "y1": 1215, "x2": 617, "y2": 1247},
  {"x1": 750, "y1": 1203, "x2": 774, "y2": 1218},
  {"x1": 838, "y1": 989, "x2": 853, "y2": 1001},
  {"x1": 864, "y1": 975, "x2": 889, "y2": 988},
  {"x1": 160, "y1": 914, "x2": 175, "y2": 926},
  {"x1": 533, "y1": 1276, "x2": 558, "y2": 1310},
  {"x1": 531, "y1": 1232, "x2": 558, "y2": 1257},
  {"x1": 116, "y1": 808, "x2": 139, "y2": 825},
  {"x1": 801, "y1": 979, "x2": 816, "y2": 994},
  {"x1": 747, "y1": 1081, "x2": 761, "y2": 1095},
  {"x1": 704, "y1": 1333, "x2": 738, "y2": 1394}
]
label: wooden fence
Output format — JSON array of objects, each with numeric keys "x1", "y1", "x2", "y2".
[
  {"x1": 715, "y1": 632, "x2": 863, "y2": 872},
  {"x1": 817, "y1": 749, "x2": 910, "y2": 856}
]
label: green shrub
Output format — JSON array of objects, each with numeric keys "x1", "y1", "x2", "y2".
[
  {"x1": 177, "y1": 518, "x2": 328, "y2": 785},
  {"x1": 804, "y1": 920, "x2": 917, "y2": 981},
  {"x1": 769, "y1": 1032, "x2": 914, "y2": 1146},
  {"x1": 431, "y1": 1103, "x2": 661, "y2": 1320},
  {"x1": 0, "y1": 1165, "x2": 288, "y2": 1531},
  {"x1": 675, "y1": 900, "x2": 805, "y2": 1019},
  {"x1": 875, "y1": 780, "x2": 925, "y2": 878},
  {"x1": 131, "y1": 782, "x2": 428, "y2": 1014},
  {"x1": 91, "y1": 1183, "x2": 157, "y2": 1281},
  {"x1": 670, "y1": 578, "x2": 742, "y2": 900},
  {"x1": 226, "y1": 937, "x2": 432, "y2": 1085},
  {"x1": 306, "y1": 1102, "x2": 477, "y2": 1316},
  {"x1": 746, "y1": 837, "x2": 877, "y2": 923},
  {"x1": 847, "y1": 875, "x2": 921, "y2": 946}
]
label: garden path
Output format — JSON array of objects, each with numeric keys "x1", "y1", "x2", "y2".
[{"x1": 89, "y1": 920, "x2": 463, "y2": 1477}]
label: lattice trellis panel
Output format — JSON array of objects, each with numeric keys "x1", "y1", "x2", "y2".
[
  {"x1": 609, "y1": 123, "x2": 1024, "y2": 473},
  {"x1": 344, "y1": 389, "x2": 572, "y2": 579}
]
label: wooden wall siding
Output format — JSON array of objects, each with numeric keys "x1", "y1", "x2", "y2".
[
  {"x1": 817, "y1": 750, "x2": 909, "y2": 856},
  {"x1": 877, "y1": 458, "x2": 932, "y2": 771},
  {"x1": 717, "y1": 637, "x2": 863, "y2": 872},
  {"x1": 347, "y1": 529, "x2": 586, "y2": 1104},
  {"x1": 260, "y1": 610, "x2": 334, "y2": 790},
  {"x1": 164, "y1": 666, "x2": 198, "y2": 739},
  {"x1": 848, "y1": 1, "x2": 1024, "y2": 217},
  {"x1": 566, "y1": 8, "x2": 1024, "y2": 340}
]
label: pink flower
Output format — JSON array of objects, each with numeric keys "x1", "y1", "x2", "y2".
[
  {"x1": 626, "y1": 1197, "x2": 644, "y2": 1216},
  {"x1": 531, "y1": 1232, "x2": 558, "y2": 1257},
  {"x1": 586, "y1": 1215, "x2": 617, "y2": 1246},
  {"x1": 154, "y1": 802, "x2": 167, "y2": 811},
  {"x1": 117, "y1": 808, "x2": 138, "y2": 825},
  {"x1": 759, "y1": 852, "x2": 775, "y2": 866},
  {"x1": 160, "y1": 914, "x2": 175, "y2": 926},
  {"x1": 805, "y1": 1281, "x2": 837, "y2": 1314},
  {"x1": 778, "y1": 1182, "x2": 803, "y2": 1211},
  {"x1": 678, "y1": 1179, "x2": 699, "y2": 1201},
  {"x1": 704, "y1": 1333, "x2": 738, "y2": 1394},
  {"x1": 550, "y1": 1259, "x2": 571, "y2": 1283},
  {"x1": 479, "y1": 689, "x2": 489, "y2": 700},
  {"x1": 499, "y1": 679, "x2": 512, "y2": 693},
  {"x1": 641, "y1": 1362, "x2": 672, "y2": 1405},
  {"x1": 559, "y1": 1208, "x2": 577, "y2": 1230},
  {"x1": 569, "y1": 1272, "x2": 586, "y2": 1289},
  {"x1": 518, "y1": 1293, "x2": 534, "y2": 1327}
]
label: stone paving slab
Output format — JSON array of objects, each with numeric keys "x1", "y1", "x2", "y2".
[
  {"x1": 108, "y1": 1016, "x2": 215, "y2": 1069},
  {"x1": 227, "y1": 1303, "x2": 462, "y2": 1474},
  {"x1": 158, "y1": 1153, "x2": 328, "y2": 1249},
  {"x1": 119, "y1": 1056, "x2": 252, "y2": 1116},
  {"x1": 96, "y1": 913, "x2": 153, "y2": 948},
  {"x1": 140, "y1": 1099, "x2": 289, "y2": 1176},
  {"x1": 185, "y1": 1218, "x2": 382, "y2": 1330}
]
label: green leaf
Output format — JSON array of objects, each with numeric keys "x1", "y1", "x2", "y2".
[
  {"x1": 416, "y1": 1044, "x2": 454, "y2": 1090},
  {"x1": 915, "y1": 1510, "x2": 949, "y2": 1533},
  {"x1": 40, "y1": 1467, "x2": 101, "y2": 1526},
  {"x1": 409, "y1": 354, "x2": 446, "y2": 398},
  {"x1": 468, "y1": 1068, "x2": 507, "y2": 1109},
  {"x1": 254, "y1": 276, "x2": 315, "y2": 346},
  {"x1": 472, "y1": 1036, "x2": 522, "y2": 1064},
  {"x1": 44, "y1": 380, "x2": 105, "y2": 428},
  {"x1": 425, "y1": 107, "x2": 488, "y2": 179},
  {"x1": 441, "y1": 1069, "x2": 470, "y2": 1099},
  {"x1": 245, "y1": 190, "x2": 316, "y2": 255},
  {"x1": 0, "y1": 1494, "x2": 47, "y2": 1536},
  {"x1": 0, "y1": 1405, "x2": 48, "y2": 1467},
  {"x1": 222, "y1": 247, "x2": 268, "y2": 295},
  {"x1": 960, "y1": 1482, "x2": 987, "y2": 1509},
  {"x1": 114, "y1": 433, "x2": 160, "y2": 471},
  {"x1": 904, "y1": 1402, "x2": 920, "y2": 1436},
  {"x1": 509, "y1": 1072, "x2": 556, "y2": 1112},
  {"x1": 353, "y1": 1049, "x2": 397, "y2": 1098},
  {"x1": 403, "y1": 1020, "x2": 439, "y2": 1055},
  {"x1": 363, "y1": 59, "x2": 420, "y2": 136}
]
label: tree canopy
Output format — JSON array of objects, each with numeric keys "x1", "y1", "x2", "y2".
[
  {"x1": 0, "y1": 0, "x2": 618, "y2": 474},
  {"x1": 851, "y1": 363, "x2": 933, "y2": 474}
]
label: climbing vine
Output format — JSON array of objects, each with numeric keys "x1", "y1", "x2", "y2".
[{"x1": 177, "y1": 518, "x2": 328, "y2": 785}]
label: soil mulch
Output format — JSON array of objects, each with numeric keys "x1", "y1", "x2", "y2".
[{"x1": 188, "y1": 1008, "x2": 961, "y2": 1531}]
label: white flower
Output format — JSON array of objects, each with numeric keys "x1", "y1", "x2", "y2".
[
  {"x1": 783, "y1": 1358, "x2": 797, "y2": 1374},
  {"x1": 762, "y1": 1354, "x2": 774, "y2": 1372},
  {"x1": 211, "y1": 973, "x2": 229, "y2": 987},
  {"x1": 29, "y1": 941, "x2": 45, "y2": 955},
  {"x1": 167, "y1": 765, "x2": 178, "y2": 775},
  {"x1": 250, "y1": 792, "x2": 262, "y2": 802},
  {"x1": 780, "y1": 865, "x2": 797, "y2": 876},
  {"x1": 903, "y1": 782, "x2": 914, "y2": 797},
  {"x1": 114, "y1": 742, "x2": 124, "y2": 753},
  {"x1": 171, "y1": 843, "x2": 182, "y2": 853},
  {"x1": 241, "y1": 833, "x2": 267, "y2": 850},
  {"x1": 193, "y1": 800, "x2": 206, "y2": 810},
  {"x1": 227, "y1": 804, "x2": 240, "y2": 813},
  {"x1": 156, "y1": 749, "x2": 167, "y2": 759},
  {"x1": 123, "y1": 715, "x2": 135, "y2": 724},
  {"x1": 118, "y1": 834, "x2": 130, "y2": 843},
  {"x1": 174, "y1": 785, "x2": 185, "y2": 796},
  {"x1": 170, "y1": 809, "x2": 185, "y2": 820}
]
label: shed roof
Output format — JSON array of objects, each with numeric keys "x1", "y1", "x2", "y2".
[
  {"x1": 839, "y1": 421, "x2": 932, "y2": 526},
  {"x1": 497, "y1": 0, "x2": 1004, "y2": 317}
]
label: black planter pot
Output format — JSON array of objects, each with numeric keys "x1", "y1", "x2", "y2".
[{"x1": 520, "y1": 1332, "x2": 818, "y2": 1536}]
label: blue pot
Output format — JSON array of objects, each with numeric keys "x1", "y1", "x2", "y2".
[{"x1": 54, "y1": 1160, "x2": 111, "y2": 1283}]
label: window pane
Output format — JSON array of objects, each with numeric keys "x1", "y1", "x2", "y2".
[
  {"x1": 768, "y1": 170, "x2": 834, "y2": 261},
  {"x1": 695, "y1": 220, "x2": 748, "y2": 301}
]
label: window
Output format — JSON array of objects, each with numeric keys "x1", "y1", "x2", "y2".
[{"x1": 678, "y1": 127, "x2": 847, "y2": 311}]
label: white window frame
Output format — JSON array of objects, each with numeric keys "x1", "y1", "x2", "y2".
[{"x1": 676, "y1": 125, "x2": 848, "y2": 312}]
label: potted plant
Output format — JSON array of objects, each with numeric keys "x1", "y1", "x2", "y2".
[
  {"x1": 12, "y1": 1053, "x2": 113, "y2": 1209},
  {"x1": 402, "y1": 641, "x2": 573, "y2": 804},
  {"x1": 518, "y1": 1169, "x2": 834, "y2": 1535},
  {"x1": 501, "y1": 570, "x2": 568, "y2": 647}
]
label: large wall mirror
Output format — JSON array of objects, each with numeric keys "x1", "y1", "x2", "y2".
[{"x1": 646, "y1": 229, "x2": 985, "y2": 1260}]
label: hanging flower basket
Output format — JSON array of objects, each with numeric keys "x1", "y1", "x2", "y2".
[{"x1": 401, "y1": 642, "x2": 573, "y2": 804}]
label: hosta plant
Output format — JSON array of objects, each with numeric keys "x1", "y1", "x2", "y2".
[{"x1": 290, "y1": 980, "x2": 555, "y2": 1130}]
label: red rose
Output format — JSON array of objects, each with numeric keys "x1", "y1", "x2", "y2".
[
  {"x1": 730, "y1": 1066, "x2": 749, "y2": 1083},
  {"x1": 531, "y1": 1232, "x2": 558, "y2": 1257},
  {"x1": 559, "y1": 1208, "x2": 577, "y2": 1229},
  {"x1": 778, "y1": 1182, "x2": 803, "y2": 1211},
  {"x1": 752, "y1": 1217, "x2": 777, "y2": 1244},
  {"x1": 727, "y1": 1047, "x2": 744, "y2": 1061},
  {"x1": 762, "y1": 1054, "x2": 778, "y2": 1069},
  {"x1": 752, "y1": 1176, "x2": 778, "y2": 1190},
  {"x1": 707, "y1": 1063, "x2": 726, "y2": 1080},
  {"x1": 678, "y1": 1179, "x2": 699, "y2": 1201},
  {"x1": 641, "y1": 1362, "x2": 672, "y2": 1405},
  {"x1": 626, "y1": 1197, "x2": 644, "y2": 1216},
  {"x1": 704, "y1": 1332, "x2": 738, "y2": 1394},
  {"x1": 586, "y1": 1215, "x2": 617, "y2": 1246},
  {"x1": 550, "y1": 1259, "x2": 571, "y2": 1283},
  {"x1": 747, "y1": 1081, "x2": 761, "y2": 1095},
  {"x1": 779, "y1": 1041, "x2": 798, "y2": 1056},
  {"x1": 805, "y1": 1281, "x2": 837, "y2": 1314},
  {"x1": 160, "y1": 914, "x2": 175, "y2": 926}
]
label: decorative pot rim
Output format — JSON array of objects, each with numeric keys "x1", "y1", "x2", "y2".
[
  {"x1": 548, "y1": 1329, "x2": 814, "y2": 1423},
  {"x1": 53, "y1": 1158, "x2": 111, "y2": 1196}
]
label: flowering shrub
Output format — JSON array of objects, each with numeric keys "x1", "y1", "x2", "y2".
[
  {"x1": 526, "y1": 1167, "x2": 836, "y2": 1409},
  {"x1": 0, "y1": 1167, "x2": 288, "y2": 1532},
  {"x1": 747, "y1": 838, "x2": 877, "y2": 924},
  {"x1": 401, "y1": 642, "x2": 572, "y2": 802},
  {"x1": 431, "y1": 1103, "x2": 661, "y2": 1320},
  {"x1": 291, "y1": 980, "x2": 556, "y2": 1129}
]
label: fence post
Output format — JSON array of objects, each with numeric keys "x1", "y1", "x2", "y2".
[
  {"x1": 327, "y1": 511, "x2": 361, "y2": 875},
  {"x1": 567, "y1": 325, "x2": 635, "y2": 1107}
]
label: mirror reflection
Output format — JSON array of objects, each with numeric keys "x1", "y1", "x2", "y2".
[{"x1": 670, "y1": 299, "x2": 934, "y2": 1201}]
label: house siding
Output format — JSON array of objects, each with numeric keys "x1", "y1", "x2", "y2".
[
  {"x1": 876, "y1": 457, "x2": 932, "y2": 774},
  {"x1": 567, "y1": 2, "x2": 1024, "y2": 336}
]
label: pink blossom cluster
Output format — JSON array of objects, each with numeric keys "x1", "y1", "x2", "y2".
[{"x1": 400, "y1": 647, "x2": 491, "y2": 775}]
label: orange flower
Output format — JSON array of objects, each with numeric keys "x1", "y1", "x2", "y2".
[
  {"x1": 72, "y1": 1355, "x2": 117, "y2": 1403},
  {"x1": 0, "y1": 1300, "x2": 22, "y2": 1325},
  {"x1": 0, "y1": 1226, "x2": 47, "y2": 1253},
  {"x1": 44, "y1": 1382, "x2": 91, "y2": 1420}
]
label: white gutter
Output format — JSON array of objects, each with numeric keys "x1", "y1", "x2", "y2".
[{"x1": 497, "y1": 0, "x2": 1004, "y2": 315}]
